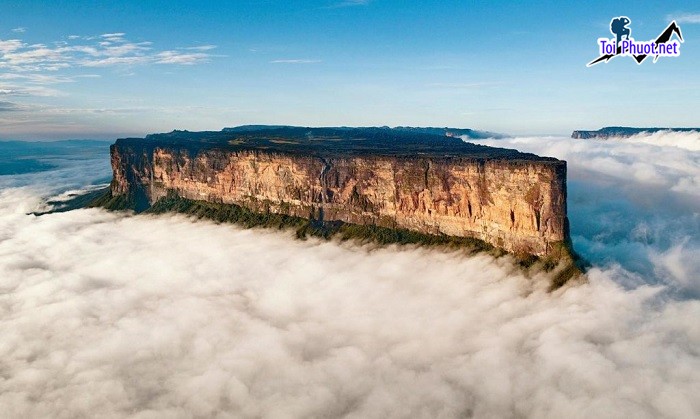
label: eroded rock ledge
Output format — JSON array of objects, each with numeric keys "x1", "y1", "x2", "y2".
[{"x1": 102, "y1": 126, "x2": 571, "y2": 258}]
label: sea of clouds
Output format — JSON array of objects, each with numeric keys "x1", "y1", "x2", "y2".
[{"x1": 0, "y1": 133, "x2": 698, "y2": 418}]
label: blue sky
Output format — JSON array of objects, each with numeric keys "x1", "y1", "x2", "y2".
[{"x1": 1, "y1": 0, "x2": 699, "y2": 139}]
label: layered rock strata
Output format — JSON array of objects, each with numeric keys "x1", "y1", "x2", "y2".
[{"x1": 109, "y1": 127, "x2": 569, "y2": 257}]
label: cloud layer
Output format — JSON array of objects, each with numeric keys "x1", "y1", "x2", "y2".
[
  {"x1": 0, "y1": 135, "x2": 698, "y2": 418},
  {"x1": 471, "y1": 133, "x2": 699, "y2": 297}
]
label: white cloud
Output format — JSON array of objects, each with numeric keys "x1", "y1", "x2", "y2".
[
  {"x1": 11, "y1": 27, "x2": 26, "y2": 33},
  {"x1": 0, "y1": 73, "x2": 101, "y2": 100},
  {"x1": 668, "y1": 13, "x2": 700, "y2": 24},
  {"x1": 186, "y1": 45, "x2": 217, "y2": 51},
  {"x1": 0, "y1": 33, "x2": 215, "y2": 72},
  {"x1": 0, "y1": 39, "x2": 24, "y2": 54},
  {"x1": 0, "y1": 83, "x2": 62, "y2": 97},
  {"x1": 624, "y1": 129, "x2": 700, "y2": 151},
  {"x1": 100, "y1": 32, "x2": 126, "y2": 42},
  {"x1": 154, "y1": 50, "x2": 210, "y2": 65},
  {"x1": 102, "y1": 42, "x2": 151, "y2": 57},
  {"x1": 0, "y1": 33, "x2": 215, "y2": 99},
  {"x1": 81, "y1": 55, "x2": 152, "y2": 67},
  {"x1": 0, "y1": 73, "x2": 75, "y2": 84},
  {"x1": 0, "y1": 190, "x2": 698, "y2": 417},
  {"x1": 2, "y1": 46, "x2": 68, "y2": 68}
]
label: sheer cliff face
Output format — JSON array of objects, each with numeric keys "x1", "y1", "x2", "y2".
[{"x1": 110, "y1": 143, "x2": 568, "y2": 257}]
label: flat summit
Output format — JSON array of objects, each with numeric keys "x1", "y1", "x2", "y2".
[{"x1": 119, "y1": 126, "x2": 540, "y2": 160}]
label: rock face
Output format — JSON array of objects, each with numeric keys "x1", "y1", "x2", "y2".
[
  {"x1": 572, "y1": 126, "x2": 700, "y2": 139},
  {"x1": 109, "y1": 127, "x2": 569, "y2": 257}
]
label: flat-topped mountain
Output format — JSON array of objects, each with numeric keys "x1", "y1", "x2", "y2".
[
  {"x1": 99, "y1": 126, "x2": 571, "y2": 260},
  {"x1": 133, "y1": 126, "x2": 520, "y2": 159},
  {"x1": 223, "y1": 125, "x2": 504, "y2": 140},
  {"x1": 572, "y1": 126, "x2": 700, "y2": 139}
]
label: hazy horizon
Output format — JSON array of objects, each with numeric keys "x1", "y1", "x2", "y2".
[
  {"x1": 2, "y1": 1, "x2": 699, "y2": 139},
  {"x1": 4, "y1": 124, "x2": 700, "y2": 143}
]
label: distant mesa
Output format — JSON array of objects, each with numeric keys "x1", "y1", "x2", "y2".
[
  {"x1": 571, "y1": 126, "x2": 700, "y2": 139},
  {"x1": 223, "y1": 125, "x2": 505, "y2": 140}
]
